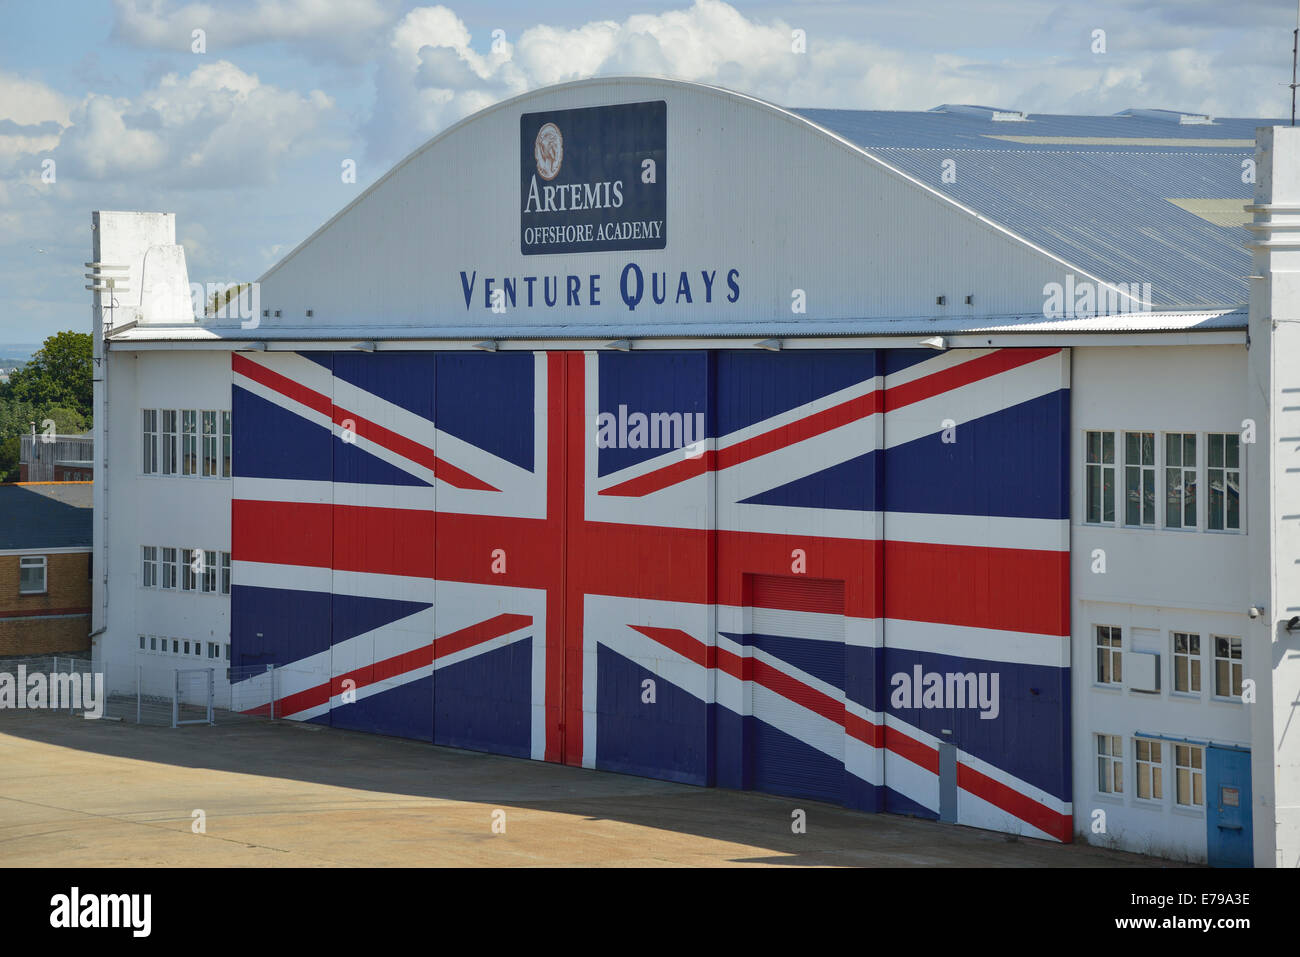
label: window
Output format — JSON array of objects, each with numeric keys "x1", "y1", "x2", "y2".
[
  {"x1": 1097, "y1": 734, "x2": 1123, "y2": 793},
  {"x1": 202, "y1": 550, "x2": 217, "y2": 594},
  {"x1": 150, "y1": 636, "x2": 157, "y2": 651},
  {"x1": 139, "y1": 635, "x2": 146, "y2": 650},
  {"x1": 161, "y1": 547, "x2": 177, "y2": 590},
  {"x1": 225, "y1": 644, "x2": 230, "y2": 660},
  {"x1": 182, "y1": 548, "x2": 200, "y2": 591},
  {"x1": 141, "y1": 545, "x2": 158, "y2": 588},
  {"x1": 1165, "y1": 432, "x2": 1197, "y2": 528},
  {"x1": 1214, "y1": 635, "x2": 1244, "y2": 698},
  {"x1": 19, "y1": 556, "x2": 46, "y2": 594},
  {"x1": 1085, "y1": 431, "x2": 1115, "y2": 523},
  {"x1": 182, "y1": 410, "x2": 198, "y2": 476},
  {"x1": 221, "y1": 410, "x2": 232, "y2": 478},
  {"x1": 220, "y1": 551, "x2": 231, "y2": 595},
  {"x1": 1096, "y1": 625, "x2": 1122, "y2": 685},
  {"x1": 1124, "y1": 431, "x2": 1156, "y2": 527},
  {"x1": 1172, "y1": 632, "x2": 1202, "y2": 694},
  {"x1": 172, "y1": 639, "x2": 179, "y2": 654},
  {"x1": 1207, "y1": 433, "x2": 1241, "y2": 531},
  {"x1": 161, "y1": 410, "x2": 178, "y2": 475},
  {"x1": 1175, "y1": 744, "x2": 1205, "y2": 807},
  {"x1": 142, "y1": 409, "x2": 159, "y2": 474},
  {"x1": 1134, "y1": 738, "x2": 1163, "y2": 800},
  {"x1": 202, "y1": 411, "x2": 218, "y2": 477}
]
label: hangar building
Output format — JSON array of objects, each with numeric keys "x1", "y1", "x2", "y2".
[{"x1": 88, "y1": 77, "x2": 1300, "y2": 867}]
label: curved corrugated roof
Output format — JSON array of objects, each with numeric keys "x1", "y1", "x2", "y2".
[{"x1": 792, "y1": 107, "x2": 1276, "y2": 308}]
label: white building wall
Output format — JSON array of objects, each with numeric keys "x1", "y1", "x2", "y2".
[
  {"x1": 1071, "y1": 343, "x2": 1251, "y2": 862},
  {"x1": 100, "y1": 350, "x2": 233, "y2": 701}
]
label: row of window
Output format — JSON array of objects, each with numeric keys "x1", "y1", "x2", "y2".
[
  {"x1": 1084, "y1": 430, "x2": 1241, "y2": 531},
  {"x1": 139, "y1": 634, "x2": 229, "y2": 660},
  {"x1": 1095, "y1": 625, "x2": 1243, "y2": 698},
  {"x1": 142, "y1": 409, "x2": 232, "y2": 478},
  {"x1": 141, "y1": 546, "x2": 231, "y2": 595},
  {"x1": 1096, "y1": 735, "x2": 1209, "y2": 808}
]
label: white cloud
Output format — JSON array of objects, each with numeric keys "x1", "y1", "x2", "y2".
[
  {"x1": 0, "y1": 73, "x2": 72, "y2": 164},
  {"x1": 58, "y1": 60, "x2": 334, "y2": 186},
  {"x1": 112, "y1": 0, "x2": 397, "y2": 60},
  {"x1": 361, "y1": 0, "x2": 1292, "y2": 164}
]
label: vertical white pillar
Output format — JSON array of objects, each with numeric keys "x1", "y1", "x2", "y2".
[{"x1": 1246, "y1": 126, "x2": 1300, "y2": 867}]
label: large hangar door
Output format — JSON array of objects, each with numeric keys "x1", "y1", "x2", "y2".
[
  {"x1": 432, "y1": 351, "x2": 545, "y2": 760},
  {"x1": 748, "y1": 575, "x2": 847, "y2": 804},
  {"x1": 327, "y1": 352, "x2": 437, "y2": 739}
]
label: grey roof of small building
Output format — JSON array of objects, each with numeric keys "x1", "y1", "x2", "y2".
[
  {"x1": 791, "y1": 106, "x2": 1277, "y2": 310},
  {"x1": 0, "y1": 483, "x2": 93, "y2": 550}
]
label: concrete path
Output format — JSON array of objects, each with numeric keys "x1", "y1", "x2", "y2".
[{"x1": 0, "y1": 711, "x2": 1181, "y2": 867}]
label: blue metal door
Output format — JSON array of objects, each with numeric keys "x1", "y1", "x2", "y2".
[{"x1": 1205, "y1": 746, "x2": 1252, "y2": 867}]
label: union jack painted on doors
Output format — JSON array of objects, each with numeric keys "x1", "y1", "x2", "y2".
[{"x1": 230, "y1": 346, "x2": 1072, "y2": 841}]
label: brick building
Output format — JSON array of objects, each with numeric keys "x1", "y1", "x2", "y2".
[{"x1": 0, "y1": 483, "x2": 93, "y2": 655}]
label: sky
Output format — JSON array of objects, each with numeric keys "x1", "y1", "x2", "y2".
[{"x1": 0, "y1": 0, "x2": 1296, "y2": 348}]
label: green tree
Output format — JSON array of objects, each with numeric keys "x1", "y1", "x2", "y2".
[
  {"x1": 3, "y1": 331, "x2": 92, "y2": 417},
  {"x1": 0, "y1": 435, "x2": 17, "y2": 482}
]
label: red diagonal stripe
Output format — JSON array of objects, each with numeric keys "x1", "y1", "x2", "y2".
[
  {"x1": 259, "y1": 612, "x2": 535, "y2": 720},
  {"x1": 884, "y1": 347, "x2": 1059, "y2": 412},
  {"x1": 233, "y1": 352, "x2": 332, "y2": 416},
  {"x1": 601, "y1": 390, "x2": 882, "y2": 497},
  {"x1": 956, "y1": 761, "x2": 1072, "y2": 843},
  {"x1": 232, "y1": 352, "x2": 497, "y2": 491},
  {"x1": 599, "y1": 347, "x2": 1060, "y2": 498},
  {"x1": 332, "y1": 405, "x2": 498, "y2": 491}
]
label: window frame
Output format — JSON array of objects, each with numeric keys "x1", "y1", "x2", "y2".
[
  {"x1": 1163, "y1": 431, "x2": 1198, "y2": 529},
  {"x1": 201, "y1": 410, "x2": 218, "y2": 478},
  {"x1": 1122, "y1": 430, "x2": 1157, "y2": 528},
  {"x1": 1097, "y1": 733, "x2": 1123, "y2": 794},
  {"x1": 142, "y1": 408, "x2": 159, "y2": 475},
  {"x1": 220, "y1": 551, "x2": 232, "y2": 595},
  {"x1": 202, "y1": 550, "x2": 217, "y2": 594},
  {"x1": 160, "y1": 409, "x2": 178, "y2": 475},
  {"x1": 1095, "y1": 624, "x2": 1123, "y2": 686},
  {"x1": 1134, "y1": 737, "x2": 1164, "y2": 802},
  {"x1": 221, "y1": 409, "x2": 232, "y2": 478},
  {"x1": 1206, "y1": 432, "x2": 1242, "y2": 533},
  {"x1": 1084, "y1": 430, "x2": 1116, "y2": 525},
  {"x1": 1174, "y1": 743, "x2": 1205, "y2": 808},
  {"x1": 18, "y1": 555, "x2": 47, "y2": 595},
  {"x1": 141, "y1": 545, "x2": 158, "y2": 589},
  {"x1": 182, "y1": 410, "x2": 198, "y2": 476},
  {"x1": 182, "y1": 547, "x2": 200, "y2": 592},
  {"x1": 1171, "y1": 631, "x2": 1202, "y2": 696},
  {"x1": 1212, "y1": 634, "x2": 1244, "y2": 700},
  {"x1": 161, "y1": 546, "x2": 177, "y2": 590}
]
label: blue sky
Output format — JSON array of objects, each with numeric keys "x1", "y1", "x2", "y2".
[{"x1": 0, "y1": 0, "x2": 1294, "y2": 347}]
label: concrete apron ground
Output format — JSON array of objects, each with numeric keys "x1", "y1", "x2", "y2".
[{"x1": 0, "y1": 711, "x2": 1177, "y2": 867}]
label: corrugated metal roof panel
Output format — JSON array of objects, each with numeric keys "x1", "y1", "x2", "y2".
[{"x1": 789, "y1": 107, "x2": 1270, "y2": 309}]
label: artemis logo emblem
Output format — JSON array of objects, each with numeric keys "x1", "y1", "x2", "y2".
[{"x1": 535, "y1": 122, "x2": 563, "y2": 180}]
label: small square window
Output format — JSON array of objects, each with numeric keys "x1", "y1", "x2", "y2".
[{"x1": 19, "y1": 556, "x2": 47, "y2": 594}]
